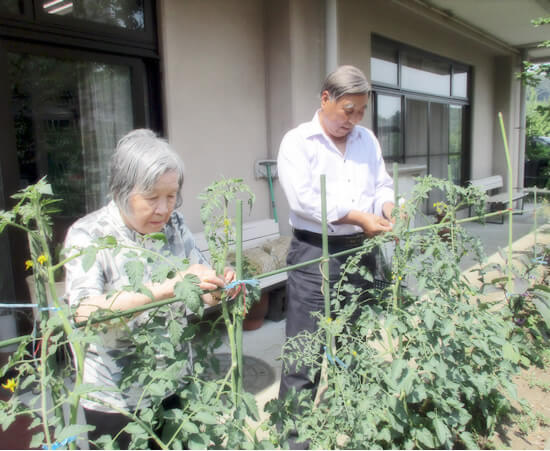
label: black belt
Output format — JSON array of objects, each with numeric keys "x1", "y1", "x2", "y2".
[{"x1": 293, "y1": 229, "x2": 365, "y2": 248}]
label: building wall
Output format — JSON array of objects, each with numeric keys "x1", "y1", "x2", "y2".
[
  {"x1": 265, "y1": 0, "x2": 325, "y2": 235},
  {"x1": 159, "y1": 0, "x2": 270, "y2": 232},
  {"x1": 159, "y1": 0, "x2": 522, "y2": 233},
  {"x1": 337, "y1": 0, "x2": 521, "y2": 185}
]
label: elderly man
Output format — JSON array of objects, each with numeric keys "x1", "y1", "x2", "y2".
[{"x1": 277, "y1": 65, "x2": 395, "y2": 443}]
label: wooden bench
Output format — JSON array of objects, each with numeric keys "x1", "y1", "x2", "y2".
[{"x1": 469, "y1": 175, "x2": 528, "y2": 224}]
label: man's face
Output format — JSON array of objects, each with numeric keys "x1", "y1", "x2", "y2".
[{"x1": 319, "y1": 91, "x2": 368, "y2": 141}]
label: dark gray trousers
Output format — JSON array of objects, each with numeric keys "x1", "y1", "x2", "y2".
[{"x1": 278, "y1": 235, "x2": 376, "y2": 446}]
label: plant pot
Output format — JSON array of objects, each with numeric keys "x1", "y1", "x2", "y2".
[
  {"x1": 0, "y1": 403, "x2": 42, "y2": 450},
  {"x1": 0, "y1": 313, "x2": 18, "y2": 353},
  {"x1": 0, "y1": 353, "x2": 42, "y2": 449},
  {"x1": 243, "y1": 292, "x2": 269, "y2": 331}
]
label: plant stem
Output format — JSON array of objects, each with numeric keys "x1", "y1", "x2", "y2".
[
  {"x1": 40, "y1": 328, "x2": 53, "y2": 449},
  {"x1": 320, "y1": 175, "x2": 332, "y2": 353},
  {"x1": 498, "y1": 112, "x2": 514, "y2": 292},
  {"x1": 235, "y1": 200, "x2": 244, "y2": 398}
]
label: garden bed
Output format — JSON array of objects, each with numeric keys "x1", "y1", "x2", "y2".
[{"x1": 462, "y1": 224, "x2": 550, "y2": 448}]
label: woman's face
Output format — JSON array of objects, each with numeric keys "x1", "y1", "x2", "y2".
[{"x1": 122, "y1": 170, "x2": 180, "y2": 235}]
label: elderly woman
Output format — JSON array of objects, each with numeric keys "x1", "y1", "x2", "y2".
[{"x1": 64, "y1": 129, "x2": 233, "y2": 448}]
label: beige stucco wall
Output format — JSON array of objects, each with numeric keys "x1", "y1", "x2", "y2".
[
  {"x1": 159, "y1": 0, "x2": 270, "y2": 232},
  {"x1": 264, "y1": 0, "x2": 325, "y2": 235}
]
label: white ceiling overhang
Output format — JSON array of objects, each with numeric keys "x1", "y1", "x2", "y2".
[{"x1": 393, "y1": 0, "x2": 550, "y2": 62}]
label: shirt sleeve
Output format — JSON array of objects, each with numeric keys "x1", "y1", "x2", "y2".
[
  {"x1": 63, "y1": 225, "x2": 106, "y2": 307},
  {"x1": 180, "y1": 223, "x2": 208, "y2": 266},
  {"x1": 277, "y1": 131, "x2": 352, "y2": 225},
  {"x1": 372, "y1": 136, "x2": 395, "y2": 217}
]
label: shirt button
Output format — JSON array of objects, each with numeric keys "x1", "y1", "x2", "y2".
[{"x1": 348, "y1": 179, "x2": 351, "y2": 183}]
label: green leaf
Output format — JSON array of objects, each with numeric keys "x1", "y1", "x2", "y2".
[
  {"x1": 125, "y1": 422, "x2": 146, "y2": 435},
  {"x1": 459, "y1": 431, "x2": 478, "y2": 449},
  {"x1": 98, "y1": 235, "x2": 118, "y2": 247},
  {"x1": 30, "y1": 432, "x2": 45, "y2": 449},
  {"x1": 511, "y1": 277, "x2": 530, "y2": 295},
  {"x1": 174, "y1": 274, "x2": 203, "y2": 315},
  {"x1": 56, "y1": 424, "x2": 95, "y2": 442},
  {"x1": 125, "y1": 260, "x2": 145, "y2": 287},
  {"x1": 188, "y1": 433, "x2": 209, "y2": 449},
  {"x1": 168, "y1": 320, "x2": 184, "y2": 345},
  {"x1": 532, "y1": 298, "x2": 550, "y2": 328},
  {"x1": 376, "y1": 427, "x2": 392, "y2": 443},
  {"x1": 533, "y1": 284, "x2": 550, "y2": 293},
  {"x1": 145, "y1": 232, "x2": 167, "y2": 243},
  {"x1": 424, "y1": 310, "x2": 435, "y2": 330},
  {"x1": 500, "y1": 377, "x2": 518, "y2": 400},
  {"x1": 342, "y1": 283, "x2": 356, "y2": 294},
  {"x1": 36, "y1": 183, "x2": 53, "y2": 196},
  {"x1": 415, "y1": 427, "x2": 435, "y2": 448},
  {"x1": 180, "y1": 419, "x2": 199, "y2": 435},
  {"x1": 433, "y1": 417, "x2": 451, "y2": 445},
  {"x1": 82, "y1": 248, "x2": 98, "y2": 272},
  {"x1": 409, "y1": 384, "x2": 427, "y2": 403},
  {"x1": 503, "y1": 342, "x2": 520, "y2": 364},
  {"x1": 193, "y1": 411, "x2": 218, "y2": 425},
  {"x1": 242, "y1": 392, "x2": 260, "y2": 421},
  {"x1": 0, "y1": 413, "x2": 16, "y2": 431}
]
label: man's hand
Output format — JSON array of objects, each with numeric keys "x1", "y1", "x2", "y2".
[
  {"x1": 334, "y1": 210, "x2": 393, "y2": 237},
  {"x1": 357, "y1": 212, "x2": 393, "y2": 237},
  {"x1": 382, "y1": 202, "x2": 396, "y2": 224}
]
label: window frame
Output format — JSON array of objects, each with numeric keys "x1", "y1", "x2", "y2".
[
  {"x1": 0, "y1": 1, "x2": 162, "y2": 304},
  {"x1": 371, "y1": 34, "x2": 471, "y2": 185},
  {"x1": 0, "y1": 0, "x2": 158, "y2": 56}
]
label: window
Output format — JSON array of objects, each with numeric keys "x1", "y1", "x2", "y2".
[
  {"x1": 402, "y1": 53, "x2": 450, "y2": 97},
  {"x1": 0, "y1": 0, "x2": 160, "y2": 304},
  {"x1": 371, "y1": 35, "x2": 470, "y2": 209},
  {"x1": 0, "y1": 0, "x2": 21, "y2": 15},
  {"x1": 41, "y1": 0, "x2": 145, "y2": 30},
  {"x1": 8, "y1": 50, "x2": 136, "y2": 217},
  {"x1": 375, "y1": 94, "x2": 402, "y2": 161},
  {"x1": 371, "y1": 38, "x2": 398, "y2": 86}
]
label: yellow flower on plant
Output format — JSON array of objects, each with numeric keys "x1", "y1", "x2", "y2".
[
  {"x1": 25, "y1": 260, "x2": 33, "y2": 270},
  {"x1": 326, "y1": 317, "x2": 332, "y2": 323},
  {"x1": 352, "y1": 350, "x2": 358, "y2": 357},
  {"x1": 37, "y1": 255, "x2": 48, "y2": 265},
  {"x1": 2, "y1": 378, "x2": 16, "y2": 393}
]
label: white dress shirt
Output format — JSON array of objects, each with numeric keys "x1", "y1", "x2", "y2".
[{"x1": 277, "y1": 111, "x2": 394, "y2": 235}]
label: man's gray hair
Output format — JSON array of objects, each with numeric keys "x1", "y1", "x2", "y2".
[
  {"x1": 320, "y1": 65, "x2": 370, "y2": 100},
  {"x1": 109, "y1": 129, "x2": 185, "y2": 213}
]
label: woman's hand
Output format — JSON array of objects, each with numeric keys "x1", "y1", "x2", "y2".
[{"x1": 183, "y1": 264, "x2": 227, "y2": 306}]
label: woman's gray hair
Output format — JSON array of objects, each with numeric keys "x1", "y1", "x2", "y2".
[
  {"x1": 109, "y1": 129, "x2": 185, "y2": 213},
  {"x1": 320, "y1": 65, "x2": 370, "y2": 100}
]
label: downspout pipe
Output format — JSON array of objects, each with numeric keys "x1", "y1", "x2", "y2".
[{"x1": 325, "y1": 0, "x2": 337, "y2": 75}]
